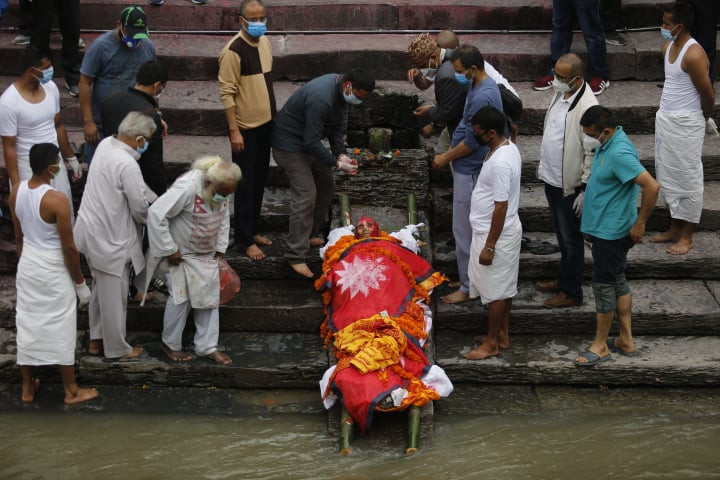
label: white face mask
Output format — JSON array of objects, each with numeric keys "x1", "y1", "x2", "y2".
[
  {"x1": 583, "y1": 134, "x2": 602, "y2": 152},
  {"x1": 551, "y1": 75, "x2": 577, "y2": 93}
]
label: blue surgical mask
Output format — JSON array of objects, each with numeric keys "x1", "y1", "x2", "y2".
[
  {"x1": 212, "y1": 192, "x2": 228, "y2": 203},
  {"x1": 454, "y1": 70, "x2": 471, "y2": 85},
  {"x1": 121, "y1": 29, "x2": 140, "y2": 49},
  {"x1": 660, "y1": 26, "x2": 677, "y2": 42},
  {"x1": 136, "y1": 137, "x2": 150, "y2": 155},
  {"x1": 246, "y1": 20, "x2": 267, "y2": 37},
  {"x1": 343, "y1": 84, "x2": 362, "y2": 105},
  {"x1": 34, "y1": 66, "x2": 54, "y2": 84}
]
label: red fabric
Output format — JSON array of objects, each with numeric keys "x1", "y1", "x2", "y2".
[
  {"x1": 324, "y1": 240, "x2": 434, "y2": 333},
  {"x1": 355, "y1": 216, "x2": 380, "y2": 238}
]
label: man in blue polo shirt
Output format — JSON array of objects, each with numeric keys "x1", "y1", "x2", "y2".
[
  {"x1": 432, "y1": 44, "x2": 503, "y2": 304},
  {"x1": 574, "y1": 105, "x2": 659, "y2": 366}
]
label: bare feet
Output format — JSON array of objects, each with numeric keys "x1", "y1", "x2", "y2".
[
  {"x1": 130, "y1": 290, "x2": 153, "y2": 303},
  {"x1": 441, "y1": 290, "x2": 469, "y2": 304},
  {"x1": 21, "y1": 378, "x2": 40, "y2": 403},
  {"x1": 464, "y1": 344, "x2": 500, "y2": 360},
  {"x1": 64, "y1": 387, "x2": 99, "y2": 405},
  {"x1": 88, "y1": 339, "x2": 103, "y2": 356},
  {"x1": 120, "y1": 346, "x2": 144, "y2": 359},
  {"x1": 474, "y1": 335, "x2": 511, "y2": 350},
  {"x1": 309, "y1": 237, "x2": 325, "y2": 247},
  {"x1": 650, "y1": 230, "x2": 679, "y2": 243},
  {"x1": 162, "y1": 342, "x2": 192, "y2": 362},
  {"x1": 204, "y1": 350, "x2": 232, "y2": 365},
  {"x1": 245, "y1": 244, "x2": 266, "y2": 260},
  {"x1": 253, "y1": 234, "x2": 273, "y2": 246},
  {"x1": 290, "y1": 262, "x2": 314, "y2": 278},
  {"x1": 667, "y1": 238, "x2": 693, "y2": 255},
  {"x1": 447, "y1": 280, "x2": 461, "y2": 289}
]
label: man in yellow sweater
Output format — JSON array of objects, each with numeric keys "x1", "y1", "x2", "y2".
[{"x1": 218, "y1": 0, "x2": 276, "y2": 260}]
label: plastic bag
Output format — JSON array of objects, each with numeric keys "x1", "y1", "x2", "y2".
[{"x1": 218, "y1": 258, "x2": 241, "y2": 305}]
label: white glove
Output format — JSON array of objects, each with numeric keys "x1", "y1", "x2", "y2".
[
  {"x1": 75, "y1": 282, "x2": 91, "y2": 308},
  {"x1": 706, "y1": 118, "x2": 719, "y2": 137},
  {"x1": 336, "y1": 154, "x2": 358, "y2": 174},
  {"x1": 66, "y1": 156, "x2": 82, "y2": 179},
  {"x1": 573, "y1": 191, "x2": 584, "y2": 217}
]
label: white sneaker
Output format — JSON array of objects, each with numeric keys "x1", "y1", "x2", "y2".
[
  {"x1": 78, "y1": 37, "x2": 86, "y2": 49},
  {"x1": 12, "y1": 34, "x2": 30, "y2": 45}
]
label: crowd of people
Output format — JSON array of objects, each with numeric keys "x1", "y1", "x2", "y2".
[{"x1": 0, "y1": 0, "x2": 717, "y2": 404}]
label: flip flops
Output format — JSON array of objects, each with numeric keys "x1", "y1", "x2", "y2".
[
  {"x1": 606, "y1": 338, "x2": 639, "y2": 357},
  {"x1": 574, "y1": 350, "x2": 612, "y2": 367}
]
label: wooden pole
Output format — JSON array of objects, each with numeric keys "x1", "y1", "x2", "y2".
[
  {"x1": 406, "y1": 406, "x2": 420, "y2": 455},
  {"x1": 340, "y1": 194, "x2": 351, "y2": 227},
  {"x1": 340, "y1": 405, "x2": 353, "y2": 455},
  {"x1": 407, "y1": 193, "x2": 418, "y2": 225}
]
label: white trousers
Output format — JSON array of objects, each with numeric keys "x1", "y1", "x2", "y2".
[
  {"x1": 161, "y1": 274, "x2": 219, "y2": 356},
  {"x1": 88, "y1": 262, "x2": 132, "y2": 358}
]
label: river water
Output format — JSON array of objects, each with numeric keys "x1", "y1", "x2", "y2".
[{"x1": 2, "y1": 408, "x2": 719, "y2": 479}]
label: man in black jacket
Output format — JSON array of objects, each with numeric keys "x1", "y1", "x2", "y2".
[{"x1": 100, "y1": 60, "x2": 168, "y2": 196}]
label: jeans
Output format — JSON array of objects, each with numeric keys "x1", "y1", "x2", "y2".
[
  {"x1": 544, "y1": 183, "x2": 584, "y2": 299},
  {"x1": 551, "y1": 0, "x2": 610, "y2": 79}
]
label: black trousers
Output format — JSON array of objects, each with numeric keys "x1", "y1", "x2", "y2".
[
  {"x1": 599, "y1": 0, "x2": 621, "y2": 32},
  {"x1": 231, "y1": 121, "x2": 273, "y2": 249},
  {"x1": 688, "y1": 0, "x2": 719, "y2": 82},
  {"x1": 29, "y1": 0, "x2": 81, "y2": 86}
]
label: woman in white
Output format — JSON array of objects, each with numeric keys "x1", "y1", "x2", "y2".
[{"x1": 0, "y1": 45, "x2": 82, "y2": 216}]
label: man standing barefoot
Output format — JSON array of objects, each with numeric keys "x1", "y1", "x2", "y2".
[
  {"x1": 465, "y1": 107, "x2": 522, "y2": 360},
  {"x1": 10, "y1": 143, "x2": 98, "y2": 404}
]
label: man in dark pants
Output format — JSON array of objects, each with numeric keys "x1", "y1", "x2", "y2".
[
  {"x1": 688, "y1": 0, "x2": 719, "y2": 82},
  {"x1": 218, "y1": 0, "x2": 276, "y2": 260},
  {"x1": 27, "y1": 0, "x2": 82, "y2": 97},
  {"x1": 271, "y1": 69, "x2": 374, "y2": 278},
  {"x1": 100, "y1": 61, "x2": 168, "y2": 197}
]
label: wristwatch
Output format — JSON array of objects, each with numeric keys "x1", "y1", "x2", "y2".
[{"x1": 485, "y1": 246, "x2": 495, "y2": 254}]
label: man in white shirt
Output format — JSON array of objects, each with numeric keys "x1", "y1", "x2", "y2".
[
  {"x1": 145, "y1": 156, "x2": 241, "y2": 365},
  {"x1": 74, "y1": 112, "x2": 157, "y2": 359},
  {"x1": 535, "y1": 53, "x2": 597, "y2": 309},
  {"x1": 0, "y1": 45, "x2": 82, "y2": 210},
  {"x1": 465, "y1": 106, "x2": 522, "y2": 360}
]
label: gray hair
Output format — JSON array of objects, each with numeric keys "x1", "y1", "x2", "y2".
[
  {"x1": 192, "y1": 155, "x2": 242, "y2": 186},
  {"x1": 117, "y1": 111, "x2": 157, "y2": 139}
]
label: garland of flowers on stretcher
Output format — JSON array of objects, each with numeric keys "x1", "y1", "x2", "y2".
[{"x1": 314, "y1": 234, "x2": 447, "y2": 410}]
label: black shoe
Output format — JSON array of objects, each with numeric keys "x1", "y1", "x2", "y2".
[{"x1": 605, "y1": 30, "x2": 627, "y2": 47}]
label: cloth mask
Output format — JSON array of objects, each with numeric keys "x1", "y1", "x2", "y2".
[
  {"x1": 246, "y1": 21, "x2": 267, "y2": 37},
  {"x1": 35, "y1": 66, "x2": 54, "y2": 84}
]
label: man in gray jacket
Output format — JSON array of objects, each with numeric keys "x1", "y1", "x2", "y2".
[
  {"x1": 535, "y1": 53, "x2": 598, "y2": 308},
  {"x1": 271, "y1": 69, "x2": 375, "y2": 278}
]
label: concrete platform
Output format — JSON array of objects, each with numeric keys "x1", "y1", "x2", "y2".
[
  {"x1": 435, "y1": 333, "x2": 720, "y2": 386},
  {"x1": 432, "y1": 230, "x2": 720, "y2": 280},
  {"x1": 0, "y1": 0, "x2": 673, "y2": 33}
]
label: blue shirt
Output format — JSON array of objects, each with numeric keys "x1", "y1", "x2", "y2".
[
  {"x1": 450, "y1": 76, "x2": 503, "y2": 175},
  {"x1": 80, "y1": 30, "x2": 156, "y2": 125},
  {"x1": 581, "y1": 127, "x2": 646, "y2": 240}
]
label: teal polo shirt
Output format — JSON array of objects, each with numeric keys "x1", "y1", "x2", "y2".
[{"x1": 581, "y1": 127, "x2": 646, "y2": 241}]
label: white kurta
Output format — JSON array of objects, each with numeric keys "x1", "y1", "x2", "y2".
[
  {"x1": 16, "y1": 244, "x2": 76, "y2": 365},
  {"x1": 74, "y1": 136, "x2": 156, "y2": 276},
  {"x1": 146, "y1": 169, "x2": 230, "y2": 308}
]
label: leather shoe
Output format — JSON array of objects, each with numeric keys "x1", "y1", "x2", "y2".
[
  {"x1": 544, "y1": 291, "x2": 582, "y2": 308},
  {"x1": 536, "y1": 279, "x2": 560, "y2": 293}
]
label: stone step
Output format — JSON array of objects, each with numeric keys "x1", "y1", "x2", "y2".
[
  {"x1": 0, "y1": 0, "x2": 670, "y2": 34},
  {"x1": 3, "y1": 31, "x2": 716, "y2": 85},
  {"x1": 2, "y1": 77, "x2": 718, "y2": 139},
  {"x1": 432, "y1": 230, "x2": 720, "y2": 280},
  {"x1": 435, "y1": 279, "x2": 720, "y2": 336},
  {"x1": 432, "y1": 181, "x2": 720, "y2": 234},
  {"x1": 431, "y1": 134, "x2": 720, "y2": 187},
  {"x1": 434, "y1": 333, "x2": 720, "y2": 387}
]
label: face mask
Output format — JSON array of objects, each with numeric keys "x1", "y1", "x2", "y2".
[
  {"x1": 343, "y1": 84, "x2": 362, "y2": 105},
  {"x1": 212, "y1": 192, "x2": 229, "y2": 203},
  {"x1": 50, "y1": 162, "x2": 62, "y2": 179},
  {"x1": 246, "y1": 20, "x2": 267, "y2": 37},
  {"x1": 34, "y1": 66, "x2": 54, "y2": 85},
  {"x1": 121, "y1": 29, "x2": 140, "y2": 49},
  {"x1": 454, "y1": 70, "x2": 472, "y2": 85},
  {"x1": 420, "y1": 67, "x2": 438, "y2": 81},
  {"x1": 660, "y1": 25, "x2": 678, "y2": 42},
  {"x1": 551, "y1": 75, "x2": 577, "y2": 93},
  {"x1": 583, "y1": 134, "x2": 601, "y2": 151},
  {"x1": 154, "y1": 84, "x2": 163, "y2": 101},
  {"x1": 136, "y1": 137, "x2": 150, "y2": 155}
]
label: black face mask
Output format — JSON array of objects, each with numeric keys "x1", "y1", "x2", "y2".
[{"x1": 475, "y1": 134, "x2": 490, "y2": 146}]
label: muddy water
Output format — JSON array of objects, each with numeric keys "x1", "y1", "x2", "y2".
[{"x1": 1, "y1": 411, "x2": 719, "y2": 479}]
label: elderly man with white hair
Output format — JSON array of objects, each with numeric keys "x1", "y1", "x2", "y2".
[
  {"x1": 145, "y1": 156, "x2": 241, "y2": 365},
  {"x1": 74, "y1": 111, "x2": 157, "y2": 359}
]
